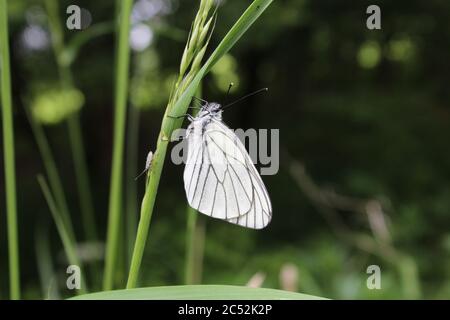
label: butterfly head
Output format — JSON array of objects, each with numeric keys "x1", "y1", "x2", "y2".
[{"x1": 199, "y1": 102, "x2": 222, "y2": 120}]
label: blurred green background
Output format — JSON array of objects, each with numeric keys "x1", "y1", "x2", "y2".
[{"x1": 1, "y1": 0, "x2": 450, "y2": 299}]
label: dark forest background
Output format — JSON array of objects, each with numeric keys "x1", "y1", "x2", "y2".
[{"x1": 0, "y1": 0, "x2": 449, "y2": 299}]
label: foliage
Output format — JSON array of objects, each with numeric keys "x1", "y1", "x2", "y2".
[{"x1": 0, "y1": 0, "x2": 449, "y2": 300}]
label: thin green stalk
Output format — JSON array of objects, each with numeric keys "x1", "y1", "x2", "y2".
[
  {"x1": 0, "y1": 0, "x2": 20, "y2": 299},
  {"x1": 125, "y1": 106, "x2": 140, "y2": 268},
  {"x1": 185, "y1": 207, "x2": 206, "y2": 284},
  {"x1": 37, "y1": 175, "x2": 87, "y2": 294},
  {"x1": 127, "y1": 0, "x2": 273, "y2": 289},
  {"x1": 66, "y1": 114, "x2": 97, "y2": 241},
  {"x1": 45, "y1": 0, "x2": 97, "y2": 241},
  {"x1": 126, "y1": 149, "x2": 165, "y2": 288},
  {"x1": 185, "y1": 207, "x2": 196, "y2": 284},
  {"x1": 35, "y1": 224, "x2": 60, "y2": 299},
  {"x1": 24, "y1": 108, "x2": 76, "y2": 244},
  {"x1": 103, "y1": 0, "x2": 133, "y2": 290}
]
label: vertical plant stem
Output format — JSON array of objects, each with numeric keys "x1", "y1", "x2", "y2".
[
  {"x1": 185, "y1": 208, "x2": 206, "y2": 284},
  {"x1": 37, "y1": 175, "x2": 87, "y2": 294},
  {"x1": 125, "y1": 106, "x2": 140, "y2": 268},
  {"x1": 66, "y1": 114, "x2": 97, "y2": 240},
  {"x1": 194, "y1": 217, "x2": 205, "y2": 282},
  {"x1": 0, "y1": 0, "x2": 20, "y2": 299},
  {"x1": 35, "y1": 224, "x2": 60, "y2": 299},
  {"x1": 103, "y1": 0, "x2": 133, "y2": 290},
  {"x1": 45, "y1": 0, "x2": 97, "y2": 241},
  {"x1": 126, "y1": 139, "x2": 168, "y2": 288},
  {"x1": 25, "y1": 108, "x2": 76, "y2": 244},
  {"x1": 184, "y1": 200, "x2": 197, "y2": 284}
]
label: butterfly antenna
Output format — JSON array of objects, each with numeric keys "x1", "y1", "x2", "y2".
[
  {"x1": 225, "y1": 82, "x2": 234, "y2": 103},
  {"x1": 223, "y1": 87, "x2": 268, "y2": 109},
  {"x1": 134, "y1": 168, "x2": 148, "y2": 181}
]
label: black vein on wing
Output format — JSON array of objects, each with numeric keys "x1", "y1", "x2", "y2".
[
  {"x1": 207, "y1": 130, "x2": 247, "y2": 167},
  {"x1": 212, "y1": 125, "x2": 271, "y2": 218},
  {"x1": 198, "y1": 166, "x2": 211, "y2": 211},
  {"x1": 228, "y1": 160, "x2": 253, "y2": 204},
  {"x1": 207, "y1": 132, "x2": 253, "y2": 205},
  {"x1": 187, "y1": 139, "x2": 202, "y2": 201},
  {"x1": 187, "y1": 119, "x2": 272, "y2": 228},
  {"x1": 244, "y1": 156, "x2": 272, "y2": 216},
  {"x1": 227, "y1": 169, "x2": 241, "y2": 217},
  {"x1": 190, "y1": 142, "x2": 206, "y2": 206},
  {"x1": 211, "y1": 181, "x2": 218, "y2": 218},
  {"x1": 209, "y1": 121, "x2": 272, "y2": 223},
  {"x1": 204, "y1": 135, "x2": 229, "y2": 219}
]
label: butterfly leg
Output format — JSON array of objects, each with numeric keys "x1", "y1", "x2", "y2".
[
  {"x1": 167, "y1": 114, "x2": 195, "y2": 122},
  {"x1": 192, "y1": 96, "x2": 207, "y2": 105}
]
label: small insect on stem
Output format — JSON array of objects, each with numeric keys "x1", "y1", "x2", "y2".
[{"x1": 135, "y1": 150, "x2": 154, "y2": 180}]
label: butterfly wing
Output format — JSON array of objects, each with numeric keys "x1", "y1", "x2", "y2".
[{"x1": 183, "y1": 119, "x2": 272, "y2": 229}]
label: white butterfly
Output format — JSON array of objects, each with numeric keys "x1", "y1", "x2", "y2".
[{"x1": 182, "y1": 99, "x2": 272, "y2": 229}]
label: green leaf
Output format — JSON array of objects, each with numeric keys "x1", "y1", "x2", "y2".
[{"x1": 70, "y1": 285, "x2": 326, "y2": 300}]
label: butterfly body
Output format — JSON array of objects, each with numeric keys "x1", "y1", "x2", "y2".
[
  {"x1": 183, "y1": 101, "x2": 272, "y2": 229},
  {"x1": 186, "y1": 102, "x2": 222, "y2": 135}
]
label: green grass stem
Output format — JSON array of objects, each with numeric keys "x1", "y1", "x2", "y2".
[
  {"x1": 24, "y1": 108, "x2": 76, "y2": 243},
  {"x1": 185, "y1": 208, "x2": 206, "y2": 284},
  {"x1": 45, "y1": 0, "x2": 97, "y2": 242},
  {"x1": 125, "y1": 106, "x2": 140, "y2": 268},
  {"x1": 35, "y1": 224, "x2": 60, "y2": 299},
  {"x1": 103, "y1": 0, "x2": 133, "y2": 290},
  {"x1": 0, "y1": 0, "x2": 20, "y2": 299},
  {"x1": 37, "y1": 175, "x2": 87, "y2": 294}
]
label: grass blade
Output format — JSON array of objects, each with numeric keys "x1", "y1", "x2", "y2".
[
  {"x1": 185, "y1": 208, "x2": 205, "y2": 284},
  {"x1": 35, "y1": 224, "x2": 60, "y2": 299},
  {"x1": 45, "y1": 0, "x2": 98, "y2": 242},
  {"x1": 24, "y1": 107, "x2": 76, "y2": 244},
  {"x1": 71, "y1": 285, "x2": 326, "y2": 300},
  {"x1": 125, "y1": 106, "x2": 140, "y2": 268},
  {"x1": 0, "y1": 0, "x2": 21, "y2": 299},
  {"x1": 67, "y1": 115, "x2": 97, "y2": 240},
  {"x1": 103, "y1": 0, "x2": 133, "y2": 290},
  {"x1": 37, "y1": 175, "x2": 87, "y2": 294}
]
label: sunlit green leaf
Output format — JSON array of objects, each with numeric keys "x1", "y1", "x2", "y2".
[{"x1": 71, "y1": 285, "x2": 326, "y2": 300}]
